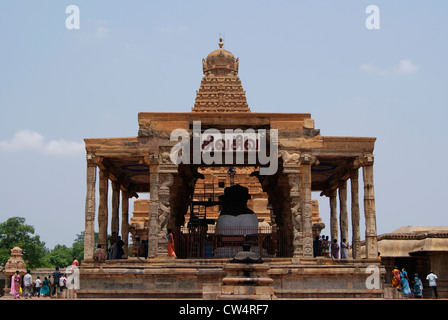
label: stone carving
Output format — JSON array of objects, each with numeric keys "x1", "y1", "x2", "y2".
[
  {"x1": 280, "y1": 150, "x2": 300, "y2": 165},
  {"x1": 288, "y1": 173, "x2": 303, "y2": 257},
  {"x1": 158, "y1": 197, "x2": 170, "y2": 235},
  {"x1": 216, "y1": 184, "x2": 258, "y2": 235},
  {"x1": 161, "y1": 152, "x2": 172, "y2": 164},
  {"x1": 158, "y1": 173, "x2": 174, "y2": 236}
]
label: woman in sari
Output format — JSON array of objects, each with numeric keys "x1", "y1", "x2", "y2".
[
  {"x1": 392, "y1": 267, "x2": 401, "y2": 290},
  {"x1": 167, "y1": 228, "x2": 176, "y2": 258},
  {"x1": 400, "y1": 268, "x2": 412, "y2": 295},
  {"x1": 10, "y1": 270, "x2": 21, "y2": 299},
  {"x1": 413, "y1": 273, "x2": 423, "y2": 298},
  {"x1": 40, "y1": 276, "x2": 50, "y2": 297}
]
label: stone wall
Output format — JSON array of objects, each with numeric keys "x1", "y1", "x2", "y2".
[{"x1": 77, "y1": 258, "x2": 384, "y2": 299}]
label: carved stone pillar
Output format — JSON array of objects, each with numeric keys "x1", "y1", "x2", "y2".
[
  {"x1": 329, "y1": 189, "x2": 338, "y2": 242},
  {"x1": 363, "y1": 161, "x2": 378, "y2": 259},
  {"x1": 287, "y1": 168, "x2": 302, "y2": 258},
  {"x1": 121, "y1": 191, "x2": 129, "y2": 258},
  {"x1": 111, "y1": 181, "x2": 120, "y2": 237},
  {"x1": 350, "y1": 169, "x2": 361, "y2": 259},
  {"x1": 98, "y1": 169, "x2": 109, "y2": 251},
  {"x1": 338, "y1": 180, "x2": 348, "y2": 245},
  {"x1": 147, "y1": 157, "x2": 160, "y2": 258},
  {"x1": 157, "y1": 171, "x2": 174, "y2": 256},
  {"x1": 84, "y1": 158, "x2": 96, "y2": 260},
  {"x1": 299, "y1": 156, "x2": 314, "y2": 258}
]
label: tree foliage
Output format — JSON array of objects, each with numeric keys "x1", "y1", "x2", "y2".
[
  {"x1": 0, "y1": 217, "x2": 49, "y2": 269},
  {"x1": 0, "y1": 217, "x2": 85, "y2": 269}
]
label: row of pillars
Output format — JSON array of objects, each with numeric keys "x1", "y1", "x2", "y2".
[
  {"x1": 83, "y1": 157, "x2": 377, "y2": 260},
  {"x1": 84, "y1": 162, "x2": 131, "y2": 260},
  {"x1": 323, "y1": 164, "x2": 377, "y2": 259}
]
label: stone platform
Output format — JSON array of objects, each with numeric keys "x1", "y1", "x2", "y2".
[{"x1": 77, "y1": 257, "x2": 385, "y2": 299}]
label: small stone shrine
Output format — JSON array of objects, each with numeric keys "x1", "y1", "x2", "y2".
[{"x1": 2, "y1": 247, "x2": 27, "y2": 293}]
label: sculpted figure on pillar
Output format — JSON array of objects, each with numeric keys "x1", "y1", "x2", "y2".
[
  {"x1": 299, "y1": 153, "x2": 318, "y2": 257},
  {"x1": 158, "y1": 173, "x2": 174, "y2": 237}
]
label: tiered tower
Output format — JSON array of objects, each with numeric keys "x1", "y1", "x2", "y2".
[{"x1": 192, "y1": 37, "x2": 250, "y2": 113}]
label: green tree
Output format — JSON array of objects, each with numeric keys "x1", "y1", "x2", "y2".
[
  {"x1": 47, "y1": 244, "x2": 73, "y2": 268},
  {"x1": 71, "y1": 232, "x2": 85, "y2": 261},
  {"x1": 0, "y1": 217, "x2": 49, "y2": 269}
]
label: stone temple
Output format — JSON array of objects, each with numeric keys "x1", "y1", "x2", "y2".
[{"x1": 80, "y1": 38, "x2": 383, "y2": 299}]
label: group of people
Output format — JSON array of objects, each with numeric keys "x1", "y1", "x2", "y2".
[
  {"x1": 10, "y1": 268, "x2": 68, "y2": 299},
  {"x1": 313, "y1": 235, "x2": 350, "y2": 259},
  {"x1": 9, "y1": 257, "x2": 79, "y2": 299},
  {"x1": 131, "y1": 229, "x2": 176, "y2": 259},
  {"x1": 392, "y1": 267, "x2": 439, "y2": 299},
  {"x1": 108, "y1": 233, "x2": 126, "y2": 259},
  {"x1": 93, "y1": 232, "x2": 126, "y2": 261}
]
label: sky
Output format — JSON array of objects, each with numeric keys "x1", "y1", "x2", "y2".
[{"x1": 0, "y1": 1, "x2": 447, "y2": 250}]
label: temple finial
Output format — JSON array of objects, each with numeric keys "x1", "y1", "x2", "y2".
[{"x1": 219, "y1": 35, "x2": 223, "y2": 48}]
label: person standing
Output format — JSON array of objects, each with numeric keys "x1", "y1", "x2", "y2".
[
  {"x1": 52, "y1": 267, "x2": 62, "y2": 296},
  {"x1": 72, "y1": 257, "x2": 79, "y2": 267},
  {"x1": 167, "y1": 228, "x2": 176, "y2": 258},
  {"x1": 413, "y1": 273, "x2": 423, "y2": 298},
  {"x1": 40, "y1": 277, "x2": 50, "y2": 297},
  {"x1": 10, "y1": 270, "x2": 21, "y2": 299},
  {"x1": 116, "y1": 236, "x2": 125, "y2": 259},
  {"x1": 392, "y1": 266, "x2": 401, "y2": 290},
  {"x1": 34, "y1": 276, "x2": 42, "y2": 297},
  {"x1": 23, "y1": 270, "x2": 33, "y2": 299},
  {"x1": 59, "y1": 274, "x2": 67, "y2": 292},
  {"x1": 426, "y1": 271, "x2": 438, "y2": 299},
  {"x1": 331, "y1": 239, "x2": 339, "y2": 259},
  {"x1": 400, "y1": 268, "x2": 412, "y2": 296},
  {"x1": 340, "y1": 238, "x2": 349, "y2": 259},
  {"x1": 48, "y1": 275, "x2": 53, "y2": 296}
]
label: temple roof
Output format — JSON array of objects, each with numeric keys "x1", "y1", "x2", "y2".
[
  {"x1": 364, "y1": 226, "x2": 448, "y2": 258},
  {"x1": 192, "y1": 37, "x2": 250, "y2": 113}
]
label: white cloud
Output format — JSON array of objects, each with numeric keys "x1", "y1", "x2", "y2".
[
  {"x1": 393, "y1": 59, "x2": 419, "y2": 75},
  {"x1": 0, "y1": 130, "x2": 44, "y2": 151},
  {"x1": 0, "y1": 130, "x2": 84, "y2": 156},
  {"x1": 359, "y1": 59, "x2": 419, "y2": 76},
  {"x1": 43, "y1": 139, "x2": 84, "y2": 156}
]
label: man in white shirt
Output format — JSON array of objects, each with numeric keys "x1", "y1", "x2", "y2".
[
  {"x1": 426, "y1": 271, "x2": 438, "y2": 298},
  {"x1": 34, "y1": 276, "x2": 42, "y2": 297},
  {"x1": 23, "y1": 270, "x2": 33, "y2": 299}
]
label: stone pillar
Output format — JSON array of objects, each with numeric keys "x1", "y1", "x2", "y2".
[
  {"x1": 111, "y1": 181, "x2": 120, "y2": 237},
  {"x1": 157, "y1": 172, "x2": 174, "y2": 256},
  {"x1": 350, "y1": 169, "x2": 361, "y2": 259},
  {"x1": 84, "y1": 159, "x2": 97, "y2": 260},
  {"x1": 147, "y1": 159, "x2": 160, "y2": 258},
  {"x1": 121, "y1": 191, "x2": 129, "y2": 258},
  {"x1": 98, "y1": 169, "x2": 109, "y2": 251},
  {"x1": 329, "y1": 189, "x2": 338, "y2": 242},
  {"x1": 282, "y1": 151, "x2": 302, "y2": 258},
  {"x1": 338, "y1": 180, "x2": 348, "y2": 245},
  {"x1": 300, "y1": 157, "x2": 314, "y2": 257},
  {"x1": 363, "y1": 162, "x2": 378, "y2": 259},
  {"x1": 287, "y1": 169, "x2": 302, "y2": 258}
]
